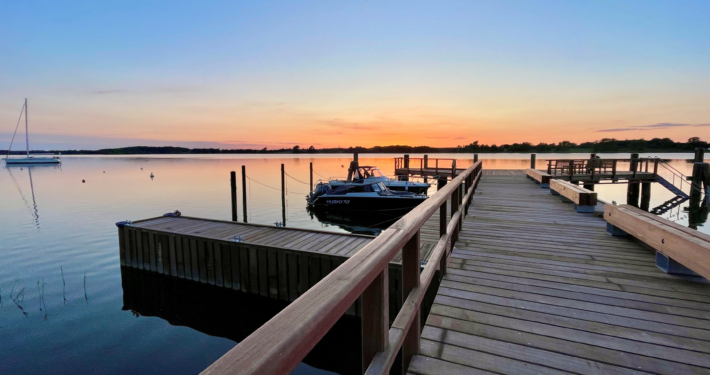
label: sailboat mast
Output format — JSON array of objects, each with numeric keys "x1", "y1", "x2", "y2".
[{"x1": 25, "y1": 98, "x2": 29, "y2": 157}]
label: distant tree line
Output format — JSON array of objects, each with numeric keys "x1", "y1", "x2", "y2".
[{"x1": 2, "y1": 137, "x2": 706, "y2": 155}]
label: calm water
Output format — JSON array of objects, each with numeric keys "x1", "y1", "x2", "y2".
[{"x1": 1, "y1": 153, "x2": 707, "y2": 374}]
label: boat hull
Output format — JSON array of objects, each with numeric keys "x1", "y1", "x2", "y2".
[
  {"x1": 308, "y1": 195, "x2": 426, "y2": 211},
  {"x1": 5, "y1": 158, "x2": 61, "y2": 165}
]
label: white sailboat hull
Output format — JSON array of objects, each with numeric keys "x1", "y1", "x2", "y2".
[{"x1": 5, "y1": 157, "x2": 61, "y2": 165}]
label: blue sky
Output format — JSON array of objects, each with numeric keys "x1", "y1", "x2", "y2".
[{"x1": 1, "y1": 0, "x2": 709, "y2": 150}]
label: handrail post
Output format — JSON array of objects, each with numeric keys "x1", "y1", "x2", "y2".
[
  {"x1": 439, "y1": 200, "x2": 447, "y2": 275},
  {"x1": 451, "y1": 187, "x2": 459, "y2": 252},
  {"x1": 568, "y1": 160, "x2": 574, "y2": 181},
  {"x1": 362, "y1": 269, "x2": 389, "y2": 372},
  {"x1": 612, "y1": 160, "x2": 617, "y2": 180},
  {"x1": 653, "y1": 158, "x2": 659, "y2": 177},
  {"x1": 547, "y1": 160, "x2": 552, "y2": 174},
  {"x1": 401, "y1": 230, "x2": 420, "y2": 371}
]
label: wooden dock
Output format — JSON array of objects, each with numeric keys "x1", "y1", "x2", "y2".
[
  {"x1": 117, "y1": 213, "x2": 447, "y2": 318},
  {"x1": 409, "y1": 173, "x2": 710, "y2": 374}
]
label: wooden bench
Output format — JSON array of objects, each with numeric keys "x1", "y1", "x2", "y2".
[
  {"x1": 605, "y1": 204, "x2": 710, "y2": 279},
  {"x1": 526, "y1": 169, "x2": 551, "y2": 187},
  {"x1": 549, "y1": 179, "x2": 597, "y2": 213}
]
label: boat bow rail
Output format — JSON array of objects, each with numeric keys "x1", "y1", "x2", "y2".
[{"x1": 201, "y1": 161, "x2": 483, "y2": 375}]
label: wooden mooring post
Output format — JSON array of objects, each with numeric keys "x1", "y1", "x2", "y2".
[
  {"x1": 627, "y1": 153, "x2": 640, "y2": 207},
  {"x1": 474, "y1": 153, "x2": 478, "y2": 163},
  {"x1": 530, "y1": 153, "x2": 536, "y2": 169},
  {"x1": 241, "y1": 166, "x2": 248, "y2": 223},
  {"x1": 230, "y1": 171, "x2": 238, "y2": 222},
  {"x1": 309, "y1": 162, "x2": 313, "y2": 192},
  {"x1": 281, "y1": 164, "x2": 286, "y2": 227}
]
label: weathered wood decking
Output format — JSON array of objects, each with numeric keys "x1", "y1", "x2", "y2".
[{"x1": 409, "y1": 174, "x2": 710, "y2": 375}]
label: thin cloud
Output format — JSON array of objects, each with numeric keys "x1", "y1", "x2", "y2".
[
  {"x1": 598, "y1": 122, "x2": 710, "y2": 132},
  {"x1": 91, "y1": 90, "x2": 124, "y2": 94},
  {"x1": 321, "y1": 119, "x2": 381, "y2": 131}
]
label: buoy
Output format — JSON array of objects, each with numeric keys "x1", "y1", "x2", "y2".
[{"x1": 82, "y1": 179, "x2": 85, "y2": 183}]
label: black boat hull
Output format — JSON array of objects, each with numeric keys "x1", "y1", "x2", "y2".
[{"x1": 308, "y1": 195, "x2": 426, "y2": 211}]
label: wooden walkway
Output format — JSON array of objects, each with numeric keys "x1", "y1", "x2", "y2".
[{"x1": 409, "y1": 174, "x2": 710, "y2": 375}]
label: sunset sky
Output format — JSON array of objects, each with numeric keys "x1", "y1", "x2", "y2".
[{"x1": 1, "y1": 1, "x2": 709, "y2": 150}]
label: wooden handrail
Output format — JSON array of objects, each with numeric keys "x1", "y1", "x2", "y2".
[{"x1": 202, "y1": 161, "x2": 483, "y2": 375}]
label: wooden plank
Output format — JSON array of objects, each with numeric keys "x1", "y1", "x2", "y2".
[
  {"x1": 191, "y1": 238, "x2": 199, "y2": 281},
  {"x1": 526, "y1": 168, "x2": 551, "y2": 184},
  {"x1": 298, "y1": 253, "x2": 309, "y2": 295},
  {"x1": 277, "y1": 250, "x2": 288, "y2": 301},
  {"x1": 169, "y1": 235, "x2": 178, "y2": 276},
  {"x1": 118, "y1": 227, "x2": 126, "y2": 266},
  {"x1": 550, "y1": 179, "x2": 597, "y2": 206},
  {"x1": 214, "y1": 242, "x2": 224, "y2": 287},
  {"x1": 258, "y1": 247, "x2": 268, "y2": 297},
  {"x1": 198, "y1": 240, "x2": 208, "y2": 283},
  {"x1": 143, "y1": 230, "x2": 151, "y2": 270},
  {"x1": 205, "y1": 240, "x2": 215, "y2": 285},
  {"x1": 229, "y1": 244, "x2": 239, "y2": 290},
  {"x1": 267, "y1": 249, "x2": 278, "y2": 299},
  {"x1": 149, "y1": 232, "x2": 157, "y2": 272},
  {"x1": 606, "y1": 204, "x2": 710, "y2": 279},
  {"x1": 239, "y1": 246, "x2": 249, "y2": 293},
  {"x1": 308, "y1": 254, "x2": 321, "y2": 288},
  {"x1": 249, "y1": 247, "x2": 259, "y2": 294},
  {"x1": 287, "y1": 252, "x2": 299, "y2": 300},
  {"x1": 221, "y1": 242, "x2": 231, "y2": 288},
  {"x1": 182, "y1": 237, "x2": 191, "y2": 280}
]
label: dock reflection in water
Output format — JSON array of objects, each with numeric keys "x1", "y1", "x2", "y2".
[
  {"x1": 307, "y1": 207, "x2": 410, "y2": 236},
  {"x1": 120, "y1": 267, "x2": 362, "y2": 375}
]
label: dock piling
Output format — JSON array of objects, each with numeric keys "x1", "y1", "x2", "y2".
[
  {"x1": 309, "y1": 162, "x2": 313, "y2": 192},
  {"x1": 530, "y1": 153, "x2": 536, "y2": 169},
  {"x1": 281, "y1": 164, "x2": 286, "y2": 227},
  {"x1": 474, "y1": 153, "x2": 478, "y2": 163},
  {"x1": 242, "y1": 166, "x2": 248, "y2": 223},
  {"x1": 230, "y1": 171, "x2": 238, "y2": 222},
  {"x1": 641, "y1": 182, "x2": 651, "y2": 211},
  {"x1": 627, "y1": 153, "x2": 640, "y2": 207}
]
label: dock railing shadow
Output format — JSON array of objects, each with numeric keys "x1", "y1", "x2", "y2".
[{"x1": 201, "y1": 161, "x2": 483, "y2": 375}]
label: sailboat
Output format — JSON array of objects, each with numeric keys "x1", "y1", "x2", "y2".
[{"x1": 4, "y1": 99, "x2": 61, "y2": 165}]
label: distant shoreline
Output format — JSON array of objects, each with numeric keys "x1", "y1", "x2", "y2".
[{"x1": 2, "y1": 138, "x2": 707, "y2": 155}]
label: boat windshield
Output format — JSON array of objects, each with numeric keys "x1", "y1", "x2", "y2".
[
  {"x1": 371, "y1": 168, "x2": 385, "y2": 178},
  {"x1": 371, "y1": 183, "x2": 382, "y2": 192}
]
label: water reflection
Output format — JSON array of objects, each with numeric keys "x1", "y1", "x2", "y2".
[
  {"x1": 120, "y1": 268, "x2": 362, "y2": 375},
  {"x1": 5, "y1": 164, "x2": 59, "y2": 229},
  {"x1": 307, "y1": 207, "x2": 407, "y2": 236}
]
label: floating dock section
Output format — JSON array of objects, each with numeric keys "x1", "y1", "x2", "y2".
[{"x1": 117, "y1": 215, "x2": 443, "y2": 317}]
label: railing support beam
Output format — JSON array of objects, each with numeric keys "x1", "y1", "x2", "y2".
[
  {"x1": 401, "y1": 231, "x2": 420, "y2": 372},
  {"x1": 362, "y1": 269, "x2": 389, "y2": 373}
]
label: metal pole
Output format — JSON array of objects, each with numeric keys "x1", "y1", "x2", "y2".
[
  {"x1": 230, "y1": 171, "x2": 238, "y2": 221},
  {"x1": 242, "y1": 165, "x2": 248, "y2": 223},
  {"x1": 25, "y1": 98, "x2": 29, "y2": 156}
]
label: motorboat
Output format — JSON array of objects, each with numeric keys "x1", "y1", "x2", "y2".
[
  {"x1": 328, "y1": 166, "x2": 429, "y2": 194},
  {"x1": 307, "y1": 181, "x2": 427, "y2": 211},
  {"x1": 4, "y1": 99, "x2": 61, "y2": 165}
]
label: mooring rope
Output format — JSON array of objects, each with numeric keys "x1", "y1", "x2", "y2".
[
  {"x1": 284, "y1": 171, "x2": 309, "y2": 185},
  {"x1": 246, "y1": 175, "x2": 309, "y2": 195}
]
